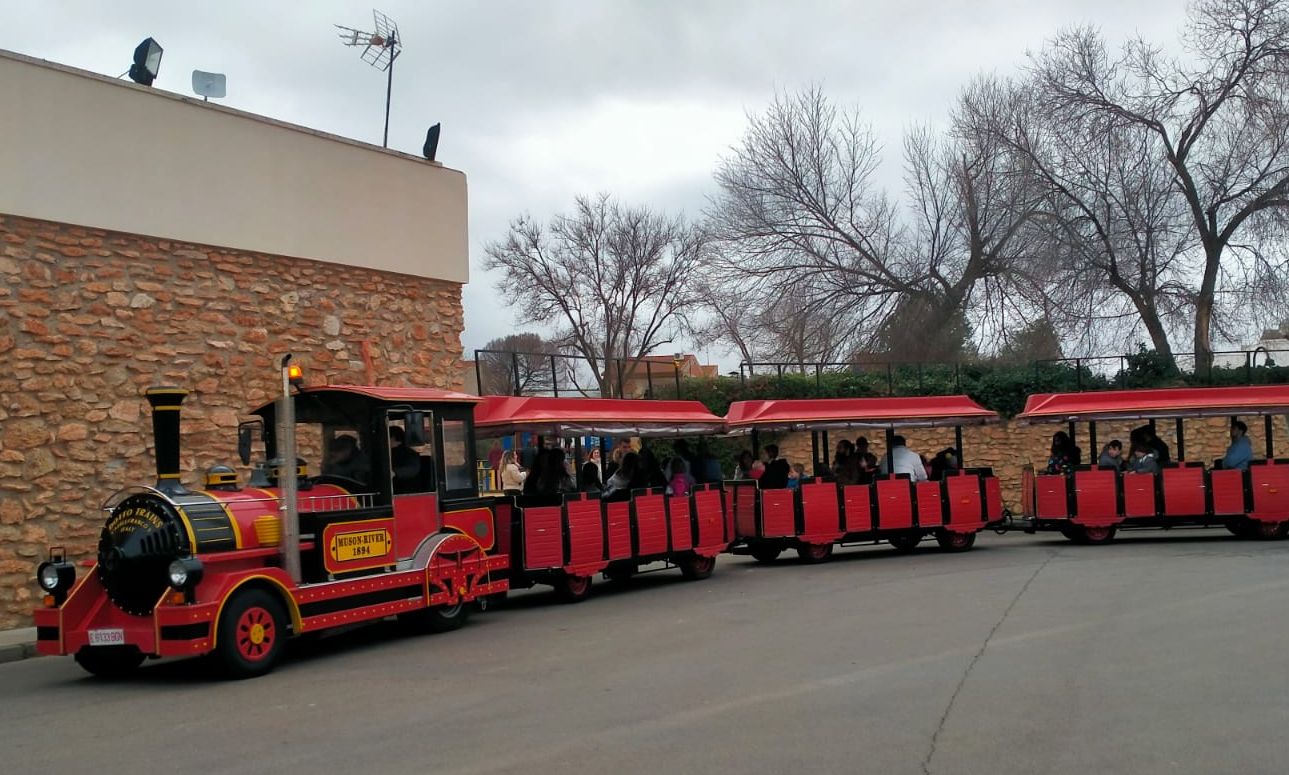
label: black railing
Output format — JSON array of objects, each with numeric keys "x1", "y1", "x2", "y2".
[{"x1": 471, "y1": 349, "x2": 687, "y2": 399}]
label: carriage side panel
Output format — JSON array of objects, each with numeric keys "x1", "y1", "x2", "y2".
[
  {"x1": 522, "y1": 506, "x2": 563, "y2": 570},
  {"x1": 843, "y1": 484, "x2": 873, "y2": 533},
  {"x1": 634, "y1": 492, "x2": 669, "y2": 557},
  {"x1": 875, "y1": 477, "x2": 914, "y2": 530}
]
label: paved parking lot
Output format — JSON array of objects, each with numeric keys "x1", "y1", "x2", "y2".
[{"x1": 3, "y1": 531, "x2": 1288, "y2": 775}]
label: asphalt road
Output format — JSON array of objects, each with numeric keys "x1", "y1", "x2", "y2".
[{"x1": 3, "y1": 531, "x2": 1288, "y2": 775}]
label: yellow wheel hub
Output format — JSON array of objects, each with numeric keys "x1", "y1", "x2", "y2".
[{"x1": 249, "y1": 623, "x2": 266, "y2": 644}]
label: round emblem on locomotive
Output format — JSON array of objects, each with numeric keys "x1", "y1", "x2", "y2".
[{"x1": 97, "y1": 493, "x2": 189, "y2": 616}]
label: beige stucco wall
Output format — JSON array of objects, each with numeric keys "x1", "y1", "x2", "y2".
[{"x1": 0, "y1": 50, "x2": 468, "y2": 283}]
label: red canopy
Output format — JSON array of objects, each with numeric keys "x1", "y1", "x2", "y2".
[
  {"x1": 1018, "y1": 385, "x2": 1289, "y2": 423},
  {"x1": 474, "y1": 396, "x2": 726, "y2": 437},
  {"x1": 300, "y1": 385, "x2": 481, "y2": 403},
  {"x1": 724, "y1": 396, "x2": 998, "y2": 431}
]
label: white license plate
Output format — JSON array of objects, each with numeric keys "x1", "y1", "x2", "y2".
[{"x1": 87, "y1": 628, "x2": 125, "y2": 646}]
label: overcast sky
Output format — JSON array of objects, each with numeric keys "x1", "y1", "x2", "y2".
[{"x1": 0, "y1": 1, "x2": 1191, "y2": 367}]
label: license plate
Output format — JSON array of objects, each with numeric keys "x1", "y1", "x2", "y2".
[{"x1": 87, "y1": 628, "x2": 125, "y2": 646}]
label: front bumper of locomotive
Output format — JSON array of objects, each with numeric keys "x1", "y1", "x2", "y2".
[{"x1": 34, "y1": 558, "x2": 223, "y2": 660}]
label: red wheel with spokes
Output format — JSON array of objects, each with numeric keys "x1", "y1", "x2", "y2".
[
  {"x1": 678, "y1": 553, "x2": 716, "y2": 580},
  {"x1": 935, "y1": 530, "x2": 977, "y2": 552},
  {"x1": 796, "y1": 542, "x2": 834, "y2": 563},
  {"x1": 555, "y1": 573, "x2": 592, "y2": 603},
  {"x1": 216, "y1": 588, "x2": 287, "y2": 679},
  {"x1": 1078, "y1": 525, "x2": 1116, "y2": 545},
  {"x1": 1252, "y1": 520, "x2": 1289, "y2": 540}
]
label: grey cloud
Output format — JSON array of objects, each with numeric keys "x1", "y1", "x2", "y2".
[{"x1": 1, "y1": 0, "x2": 1191, "y2": 360}]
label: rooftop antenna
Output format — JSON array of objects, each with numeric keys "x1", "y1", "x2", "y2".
[
  {"x1": 335, "y1": 9, "x2": 403, "y2": 148},
  {"x1": 191, "y1": 70, "x2": 226, "y2": 102}
]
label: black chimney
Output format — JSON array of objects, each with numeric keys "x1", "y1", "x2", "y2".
[{"x1": 144, "y1": 386, "x2": 189, "y2": 495}]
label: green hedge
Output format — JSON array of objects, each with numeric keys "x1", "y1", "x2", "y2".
[{"x1": 671, "y1": 356, "x2": 1289, "y2": 419}]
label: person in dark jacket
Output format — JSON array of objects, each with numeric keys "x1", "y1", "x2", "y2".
[{"x1": 760, "y1": 444, "x2": 791, "y2": 489}]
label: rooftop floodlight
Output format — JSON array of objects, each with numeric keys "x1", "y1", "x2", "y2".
[
  {"x1": 335, "y1": 9, "x2": 403, "y2": 148},
  {"x1": 128, "y1": 37, "x2": 163, "y2": 86},
  {"x1": 423, "y1": 123, "x2": 441, "y2": 161}
]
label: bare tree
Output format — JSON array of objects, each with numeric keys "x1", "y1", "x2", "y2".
[
  {"x1": 707, "y1": 86, "x2": 1044, "y2": 363},
  {"x1": 475, "y1": 333, "x2": 562, "y2": 396},
  {"x1": 963, "y1": 77, "x2": 1195, "y2": 361},
  {"x1": 1030, "y1": 0, "x2": 1289, "y2": 364},
  {"x1": 484, "y1": 194, "x2": 705, "y2": 397}
]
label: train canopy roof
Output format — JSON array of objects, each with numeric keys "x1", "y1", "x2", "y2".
[
  {"x1": 474, "y1": 396, "x2": 726, "y2": 437},
  {"x1": 724, "y1": 396, "x2": 999, "y2": 432},
  {"x1": 300, "y1": 385, "x2": 481, "y2": 403},
  {"x1": 1017, "y1": 385, "x2": 1289, "y2": 423}
]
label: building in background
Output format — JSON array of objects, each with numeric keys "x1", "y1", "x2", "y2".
[
  {"x1": 621, "y1": 354, "x2": 718, "y2": 398},
  {"x1": 0, "y1": 50, "x2": 469, "y2": 628}
]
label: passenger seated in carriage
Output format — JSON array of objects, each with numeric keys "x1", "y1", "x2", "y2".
[
  {"x1": 1217, "y1": 420, "x2": 1253, "y2": 471},
  {"x1": 1046, "y1": 431, "x2": 1081, "y2": 474},
  {"x1": 832, "y1": 439, "x2": 861, "y2": 485},
  {"x1": 1098, "y1": 439, "x2": 1125, "y2": 470},
  {"x1": 929, "y1": 447, "x2": 959, "y2": 480},
  {"x1": 1128, "y1": 442, "x2": 1159, "y2": 474},
  {"x1": 1131, "y1": 425, "x2": 1170, "y2": 465},
  {"x1": 602, "y1": 451, "x2": 640, "y2": 500},
  {"x1": 759, "y1": 444, "x2": 791, "y2": 488},
  {"x1": 879, "y1": 436, "x2": 928, "y2": 481}
]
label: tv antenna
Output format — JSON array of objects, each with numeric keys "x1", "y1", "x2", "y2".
[{"x1": 335, "y1": 9, "x2": 403, "y2": 148}]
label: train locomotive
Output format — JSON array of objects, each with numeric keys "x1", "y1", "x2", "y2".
[{"x1": 34, "y1": 358, "x2": 507, "y2": 678}]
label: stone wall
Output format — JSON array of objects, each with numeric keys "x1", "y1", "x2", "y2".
[
  {"x1": 0, "y1": 214, "x2": 465, "y2": 628},
  {"x1": 776, "y1": 415, "x2": 1289, "y2": 511}
]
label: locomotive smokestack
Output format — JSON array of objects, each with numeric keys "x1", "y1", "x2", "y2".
[{"x1": 144, "y1": 386, "x2": 189, "y2": 495}]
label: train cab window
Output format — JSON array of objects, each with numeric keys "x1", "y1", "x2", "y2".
[
  {"x1": 321, "y1": 427, "x2": 372, "y2": 486},
  {"x1": 389, "y1": 414, "x2": 436, "y2": 495},
  {"x1": 442, "y1": 420, "x2": 474, "y2": 494}
]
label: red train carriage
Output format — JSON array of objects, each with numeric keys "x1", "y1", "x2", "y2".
[
  {"x1": 33, "y1": 359, "x2": 507, "y2": 678},
  {"x1": 473, "y1": 396, "x2": 731, "y2": 601},
  {"x1": 1017, "y1": 385, "x2": 1289, "y2": 542},
  {"x1": 723, "y1": 396, "x2": 1005, "y2": 561}
]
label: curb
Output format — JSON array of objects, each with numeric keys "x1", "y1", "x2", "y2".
[{"x1": 0, "y1": 629, "x2": 39, "y2": 665}]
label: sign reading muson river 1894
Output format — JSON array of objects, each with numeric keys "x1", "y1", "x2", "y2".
[{"x1": 320, "y1": 518, "x2": 396, "y2": 573}]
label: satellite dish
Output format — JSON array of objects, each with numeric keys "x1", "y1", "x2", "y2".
[{"x1": 191, "y1": 70, "x2": 226, "y2": 100}]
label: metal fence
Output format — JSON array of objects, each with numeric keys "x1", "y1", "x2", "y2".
[
  {"x1": 472, "y1": 349, "x2": 688, "y2": 399},
  {"x1": 472, "y1": 348, "x2": 1288, "y2": 399},
  {"x1": 738, "y1": 348, "x2": 1289, "y2": 395}
]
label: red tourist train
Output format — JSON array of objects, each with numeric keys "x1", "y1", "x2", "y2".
[
  {"x1": 1018, "y1": 385, "x2": 1289, "y2": 542},
  {"x1": 30, "y1": 361, "x2": 1289, "y2": 678}
]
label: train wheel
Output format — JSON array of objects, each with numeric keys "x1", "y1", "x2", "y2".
[
  {"x1": 678, "y1": 553, "x2": 716, "y2": 581},
  {"x1": 216, "y1": 588, "x2": 286, "y2": 679},
  {"x1": 888, "y1": 534, "x2": 921, "y2": 553},
  {"x1": 555, "y1": 573, "x2": 592, "y2": 603},
  {"x1": 936, "y1": 531, "x2": 977, "y2": 552},
  {"x1": 796, "y1": 542, "x2": 834, "y2": 563},
  {"x1": 1251, "y1": 520, "x2": 1289, "y2": 540},
  {"x1": 749, "y1": 544, "x2": 782, "y2": 564},
  {"x1": 400, "y1": 602, "x2": 470, "y2": 634},
  {"x1": 1078, "y1": 525, "x2": 1117, "y2": 545},
  {"x1": 74, "y1": 646, "x2": 145, "y2": 679}
]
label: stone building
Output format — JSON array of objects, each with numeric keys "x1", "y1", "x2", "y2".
[{"x1": 0, "y1": 51, "x2": 469, "y2": 628}]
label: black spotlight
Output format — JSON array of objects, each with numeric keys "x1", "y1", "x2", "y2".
[
  {"x1": 128, "y1": 37, "x2": 164, "y2": 86},
  {"x1": 423, "y1": 123, "x2": 441, "y2": 161}
]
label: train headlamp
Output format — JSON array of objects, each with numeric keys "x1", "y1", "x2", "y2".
[
  {"x1": 167, "y1": 557, "x2": 204, "y2": 591},
  {"x1": 36, "y1": 553, "x2": 75, "y2": 604}
]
